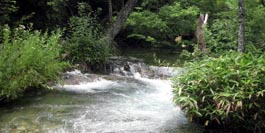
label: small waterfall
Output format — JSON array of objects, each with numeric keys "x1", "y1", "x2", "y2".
[
  {"x1": 54, "y1": 56, "x2": 183, "y2": 96},
  {"x1": 108, "y1": 56, "x2": 180, "y2": 79}
]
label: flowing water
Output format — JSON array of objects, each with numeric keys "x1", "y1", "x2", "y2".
[{"x1": 0, "y1": 56, "x2": 203, "y2": 133}]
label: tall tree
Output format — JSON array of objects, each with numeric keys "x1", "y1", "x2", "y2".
[
  {"x1": 106, "y1": 0, "x2": 138, "y2": 40},
  {"x1": 238, "y1": 0, "x2": 245, "y2": 53}
]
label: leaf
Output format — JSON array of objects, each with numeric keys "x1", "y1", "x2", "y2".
[
  {"x1": 205, "y1": 120, "x2": 209, "y2": 126},
  {"x1": 178, "y1": 87, "x2": 182, "y2": 96}
]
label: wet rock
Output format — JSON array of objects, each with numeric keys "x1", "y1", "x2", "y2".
[
  {"x1": 56, "y1": 56, "x2": 181, "y2": 87},
  {"x1": 124, "y1": 62, "x2": 131, "y2": 72},
  {"x1": 60, "y1": 70, "x2": 101, "y2": 85}
]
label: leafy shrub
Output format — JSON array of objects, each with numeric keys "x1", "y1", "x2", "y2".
[
  {"x1": 172, "y1": 51, "x2": 265, "y2": 132},
  {"x1": 178, "y1": 0, "x2": 233, "y2": 14},
  {"x1": 204, "y1": 18, "x2": 237, "y2": 53},
  {"x1": 65, "y1": 36, "x2": 111, "y2": 66},
  {"x1": 126, "y1": 10, "x2": 167, "y2": 47},
  {"x1": 63, "y1": 3, "x2": 112, "y2": 69},
  {"x1": 0, "y1": 26, "x2": 67, "y2": 101},
  {"x1": 126, "y1": 2, "x2": 199, "y2": 48},
  {"x1": 159, "y1": 2, "x2": 198, "y2": 35}
]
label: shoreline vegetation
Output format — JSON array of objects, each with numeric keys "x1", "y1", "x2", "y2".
[
  {"x1": 173, "y1": 52, "x2": 265, "y2": 132},
  {"x1": 0, "y1": 0, "x2": 264, "y2": 132}
]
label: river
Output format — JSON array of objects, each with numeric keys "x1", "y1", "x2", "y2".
[{"x1": 0, "y1": 54, "x2": 203, "y2": 133}]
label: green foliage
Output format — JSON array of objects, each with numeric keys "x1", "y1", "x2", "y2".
[
  {"x1": 65, "y1": 36, "x2": 111, "y2": 66},
  {"x1": 45, "y1": 0, "x2": 71, "y2": 29},
  {"x1": 179, "y1": 47, "x2": 206, "y2": 60},
  {"x1": 0, "y1": 26, "x2": 67, "y2": 100},
  {"x1": 126, "y1": 10, "x2": 167, "y2": 47},
  {"x1": 178, "y1": 0, "x2": 233, "y2": 14},
  {"x1": 0, "y1": 0, "x2": 17, "y2": 24},
  {"x1": 173, "y1": 51, "x2": 265, "y2": 131},
  {"x1": 159, "y1": 2, "x2": 199, "y2": 35},
  {"x1": 63, "y1": 3, "x2": 112, "y2": 67},
  {"x1": 182, "y1": 0, "x2": 237, "y2": 54},
  {"x1": 245, "y1": 2, "x2": 265, "y2": 50},
  {"x1": 202, "y1": 0, "x2": 265, "y2": 53},
  {"x1": 126, "y1": 2, "x2": 199, "y2": 47},
  {"x1": 204, "y1": 18, "x2": 237, "y2": 53},
  {"x1": 141, "y1": 0, "x2": 159, "y2": 7},
  {"x1": 141, "y1": 0, "x2": 173, "y2": 10}
]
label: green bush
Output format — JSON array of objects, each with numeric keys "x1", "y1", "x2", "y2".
[
  {"x1": 172, "y1": 51, "x2": 265, "y2": 132},
  {"x1": 125, "y1": 2, "x2": 199, "y2": 48},
  {"x1": 0, "y1": 26, "x2": 67, "y2": 101},
  {"x1": 205, "y1": 18, "x2": 237, "y2": 53},
  {"x1": 65, "y1": 36, "x2": 111, "y2": 66},
  {"x1": 63, "y1": 3, "x2": 112, "y2": 68}
]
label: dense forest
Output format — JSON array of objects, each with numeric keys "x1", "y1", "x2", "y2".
[{"x1": 0, "y1": 0, "x2": 264, "y2": 132}]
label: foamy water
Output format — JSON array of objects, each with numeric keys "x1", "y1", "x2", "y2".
[
  {"x1": 0, "y1": 66, "x2": 201, "y2": 133},
  {"x1": 48, "y1": 71, "x2": 193, "y2": 133},
  {"x1": 55, "y1": 79, "x2": 118, "y2": 93}
]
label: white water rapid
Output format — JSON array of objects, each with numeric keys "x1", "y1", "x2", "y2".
[{"x1": 0, "y1": 57, "x2": 202, "y2": 133}]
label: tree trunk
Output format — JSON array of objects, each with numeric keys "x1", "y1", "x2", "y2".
[
  {"x1": 106, "y1": 0, "x2": 138, "y2": 40},
  {"x1": 196, "y1": 14, "x2": 208, "y2": 53},
  {"x1": 238, "y1": 0, "x2": 245, "y2": 53},
  {"x1": 108, "y1": 0, "x2": 113, "y2": 22}
]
